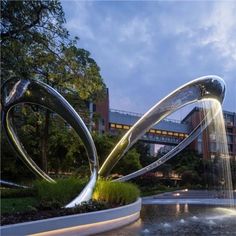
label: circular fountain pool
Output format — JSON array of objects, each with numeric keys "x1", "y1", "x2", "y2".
[{"x1": 99, "y1": 204, "x2": 236, "y2": 236}]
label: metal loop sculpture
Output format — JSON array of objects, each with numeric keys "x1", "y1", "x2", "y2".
[
  {"x1": 1, "y1": 78, "x2": 98, "y2": 208},
  {"x1": 99, "y1": 75, "x2": 225, "y2": 178},
  {"x1": 1, "y1": 75, "x2": 225, "y2": 207}
]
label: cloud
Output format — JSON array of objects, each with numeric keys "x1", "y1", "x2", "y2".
[
  {"x1": 119, "y1": 17, "x2": 152, "y2": 45},
  {"x1": 63, "y1": 1, "x2": 95, "y2": 40},
  {"x1": 61, "y1": 1, "x2": 236, "y2": 113},
  {"x1": 200, "y1": 2, "x2": 236, "y2": 72}
]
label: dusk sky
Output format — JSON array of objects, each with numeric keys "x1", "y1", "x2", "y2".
[{"x1": 61, "y1": 1, "x2": 236, "y2": 118}]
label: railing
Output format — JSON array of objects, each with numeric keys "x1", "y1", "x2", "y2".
[{"x1": 110, "y1": 108, "x2": 181, "y2": 123}]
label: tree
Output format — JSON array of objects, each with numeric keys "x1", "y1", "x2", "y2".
[
  {"x1": 93, "y1": 133, "x2": 119, "y2": 166},
  {"x1": 1, "y1": 0, "x2": 68, "y2": 80},
  {"x1": 181, "y1": 170, "x2": 201, "y2": 186},
  {"x1": 113, "y1": 149, "x2": 142, "y2": 176},
  {"x1": 134, "y1": 141, "x2": 154, "y2": 167},
  {"x1": 1, "y1": 0, "x2": 106, "y2": 176}
]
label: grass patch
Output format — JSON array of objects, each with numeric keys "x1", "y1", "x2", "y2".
[
  {"x1": 34, "y1": 177, "x2": 87, "y2": 206},
  {"x1": 1, "y1": 188, "x2": 35, "y2": 198},
  {"x1": 1, "y1": 197, "x2": 38, "y2": 214},
  {"x1": 93, "y1": 180, "x2": 140, "y2": 205}
]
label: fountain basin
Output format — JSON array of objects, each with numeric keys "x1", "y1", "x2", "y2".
[{"x1": 99, "y1": 203, "x2": 236, "y2": 236}]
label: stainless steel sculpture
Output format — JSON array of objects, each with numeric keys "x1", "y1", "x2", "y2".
[
  {"x1": 99, "y1": 75, "x2": 225, "y2": 179},
  {"x1": 1, "y1": 78, "x2": 98, "y2": 208},
  {"x1": 114, "y1": 101, "x2": 221, "y2": 182},
  {"x1": 1, "y1": 75, "x2": 225, "y2": 207}
]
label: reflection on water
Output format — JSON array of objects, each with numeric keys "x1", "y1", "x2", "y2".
[
  {"x1": 98, "y1": 204, "x2": 236, "y2": 236},
  {"x1": 184, "y1": 203, "x2": 189, "y2": 213}
]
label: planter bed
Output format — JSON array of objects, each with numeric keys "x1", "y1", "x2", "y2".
[
  {"x1": 0, "y1": 198, "x2": 141, "y2": 236},
  {"x1": 1, "y1": 200, "x2": 112, "y2": 226}
]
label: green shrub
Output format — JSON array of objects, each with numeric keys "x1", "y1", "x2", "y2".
[
  {"x1": 93, "y1": 180, "x2": 140, "y2": 205},
  {"x1": 34, "y1": 177, "x2": 87, "y2": 205},
  {"x1": 1, "y1": 188, "x2": 35, "y2": 198}
]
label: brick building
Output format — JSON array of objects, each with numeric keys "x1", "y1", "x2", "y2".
[{"x1": 181, "y1": 107, "x2": 236, "y2": 160}]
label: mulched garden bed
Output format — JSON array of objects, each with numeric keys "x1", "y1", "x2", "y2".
[{"x1": 1, "y1": 200, "x2": 120, "y2": 226}]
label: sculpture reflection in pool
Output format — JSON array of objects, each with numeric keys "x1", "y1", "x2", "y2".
[{"x1": 1, "y1": 75, "x2": 225, "y2": 207}]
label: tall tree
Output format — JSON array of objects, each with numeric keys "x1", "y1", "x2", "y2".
[
  {"x1": 1, "y1": 0, "x2": 106, "y2": 174},
  {"x1": 1, "y1": 0, "x2": 68, "y2": 79}
]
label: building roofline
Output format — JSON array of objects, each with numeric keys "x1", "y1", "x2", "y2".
[{"x1": 181, "y1": 106, "x2": 236, "y2": 123}]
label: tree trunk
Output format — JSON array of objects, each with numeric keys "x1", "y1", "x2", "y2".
[{"x1": 41, "y1": 109, "x2": 50, "y2": 173}]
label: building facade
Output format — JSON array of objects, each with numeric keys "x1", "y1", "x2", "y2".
[
  {"x1": 94, "y1": 88, "x2": 236, "y2": 160},
  {"x1": 182, "y1": 107, "x2": 236, "y2": 160}
]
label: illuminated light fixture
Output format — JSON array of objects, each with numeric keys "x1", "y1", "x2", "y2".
[
  {"x1": 99, "y1": 75, "x2": 225, "y2": 182},
  {"x1": 123, "y1": 125, "x2": 130, "y2": 130},
  {"x1": 29, "y1": 212, "x2": 140, "y2": 236}
]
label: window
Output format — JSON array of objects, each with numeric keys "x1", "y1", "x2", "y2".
[
  {"x1": 197, "y1": 142, "x2": 202, "y2": 153},
  {"x1": 93, "y1": 104, "x2": 96, "y2": 112},
  {"x1": 228, "y1": 144, "x2": 233, "y2": 153},
  {"x1": 116, "y1": 124, "x2": 122, "y2": 129},
  {"x1": 210, "y1": 142, "x2": 216, "y2": 152},
  {"x1": 110, "y1": 123, "x2": 115, "y2": 128},
  {"x1": 227, "y1": 135, "x2": 233, "y2": 143},
  {"x1": 227, "y1": 128, "x2": 233, "y2": 133}
]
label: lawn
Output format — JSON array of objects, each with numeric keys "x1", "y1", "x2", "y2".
[{"x1": 1, "y1": 197, "x2": 38, "y2": 214}]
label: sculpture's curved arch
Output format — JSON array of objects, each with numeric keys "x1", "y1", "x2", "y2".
[
  {"x1": 1, "y1": 78, "x2": 98, "y2": 207},
  {"x1": 114, "y1": 99, "x2": 221, "y2": 182},
  {"x1": 99, "y1": 75, "x2": 225, "y2": 178}
]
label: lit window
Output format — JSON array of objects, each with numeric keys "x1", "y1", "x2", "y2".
[
  {"x1": 156, "y1": 130, "x2": 161, "y2": 134},
  {"x1": 168, "y1": 132, "x2": 173, "y2": 135},
  {"x1": 174, "y1": 133, "x2": 179, "y2": 136},
  {"x1": 150, "y1": 129, "x2": 155, "y2": 133},
  {"x1": 116, "y1": 124, "x2": 122, "y2": 129},
  {"x1": 110, "y1": 123, "x2": 115, "y2": 128},
  {"x1": 162, "y1": 131, "x2": 167, "y2": 135},
  {"x1": 123, "y1": 125, "x2": 129, "y2": 130}
]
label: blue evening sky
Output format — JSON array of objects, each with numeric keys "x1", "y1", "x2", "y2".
[{"x1": 61, "y1": 1, "x2": 236, "y2": 118}]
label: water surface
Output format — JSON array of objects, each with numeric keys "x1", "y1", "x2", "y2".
[{"x1": 98, "y1": 204, "x2": 236, "y2": 236}]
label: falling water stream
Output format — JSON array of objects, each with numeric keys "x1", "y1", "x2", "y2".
[{"x1": 202, "y1": 100, "x2": 234, "y2": 207}]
